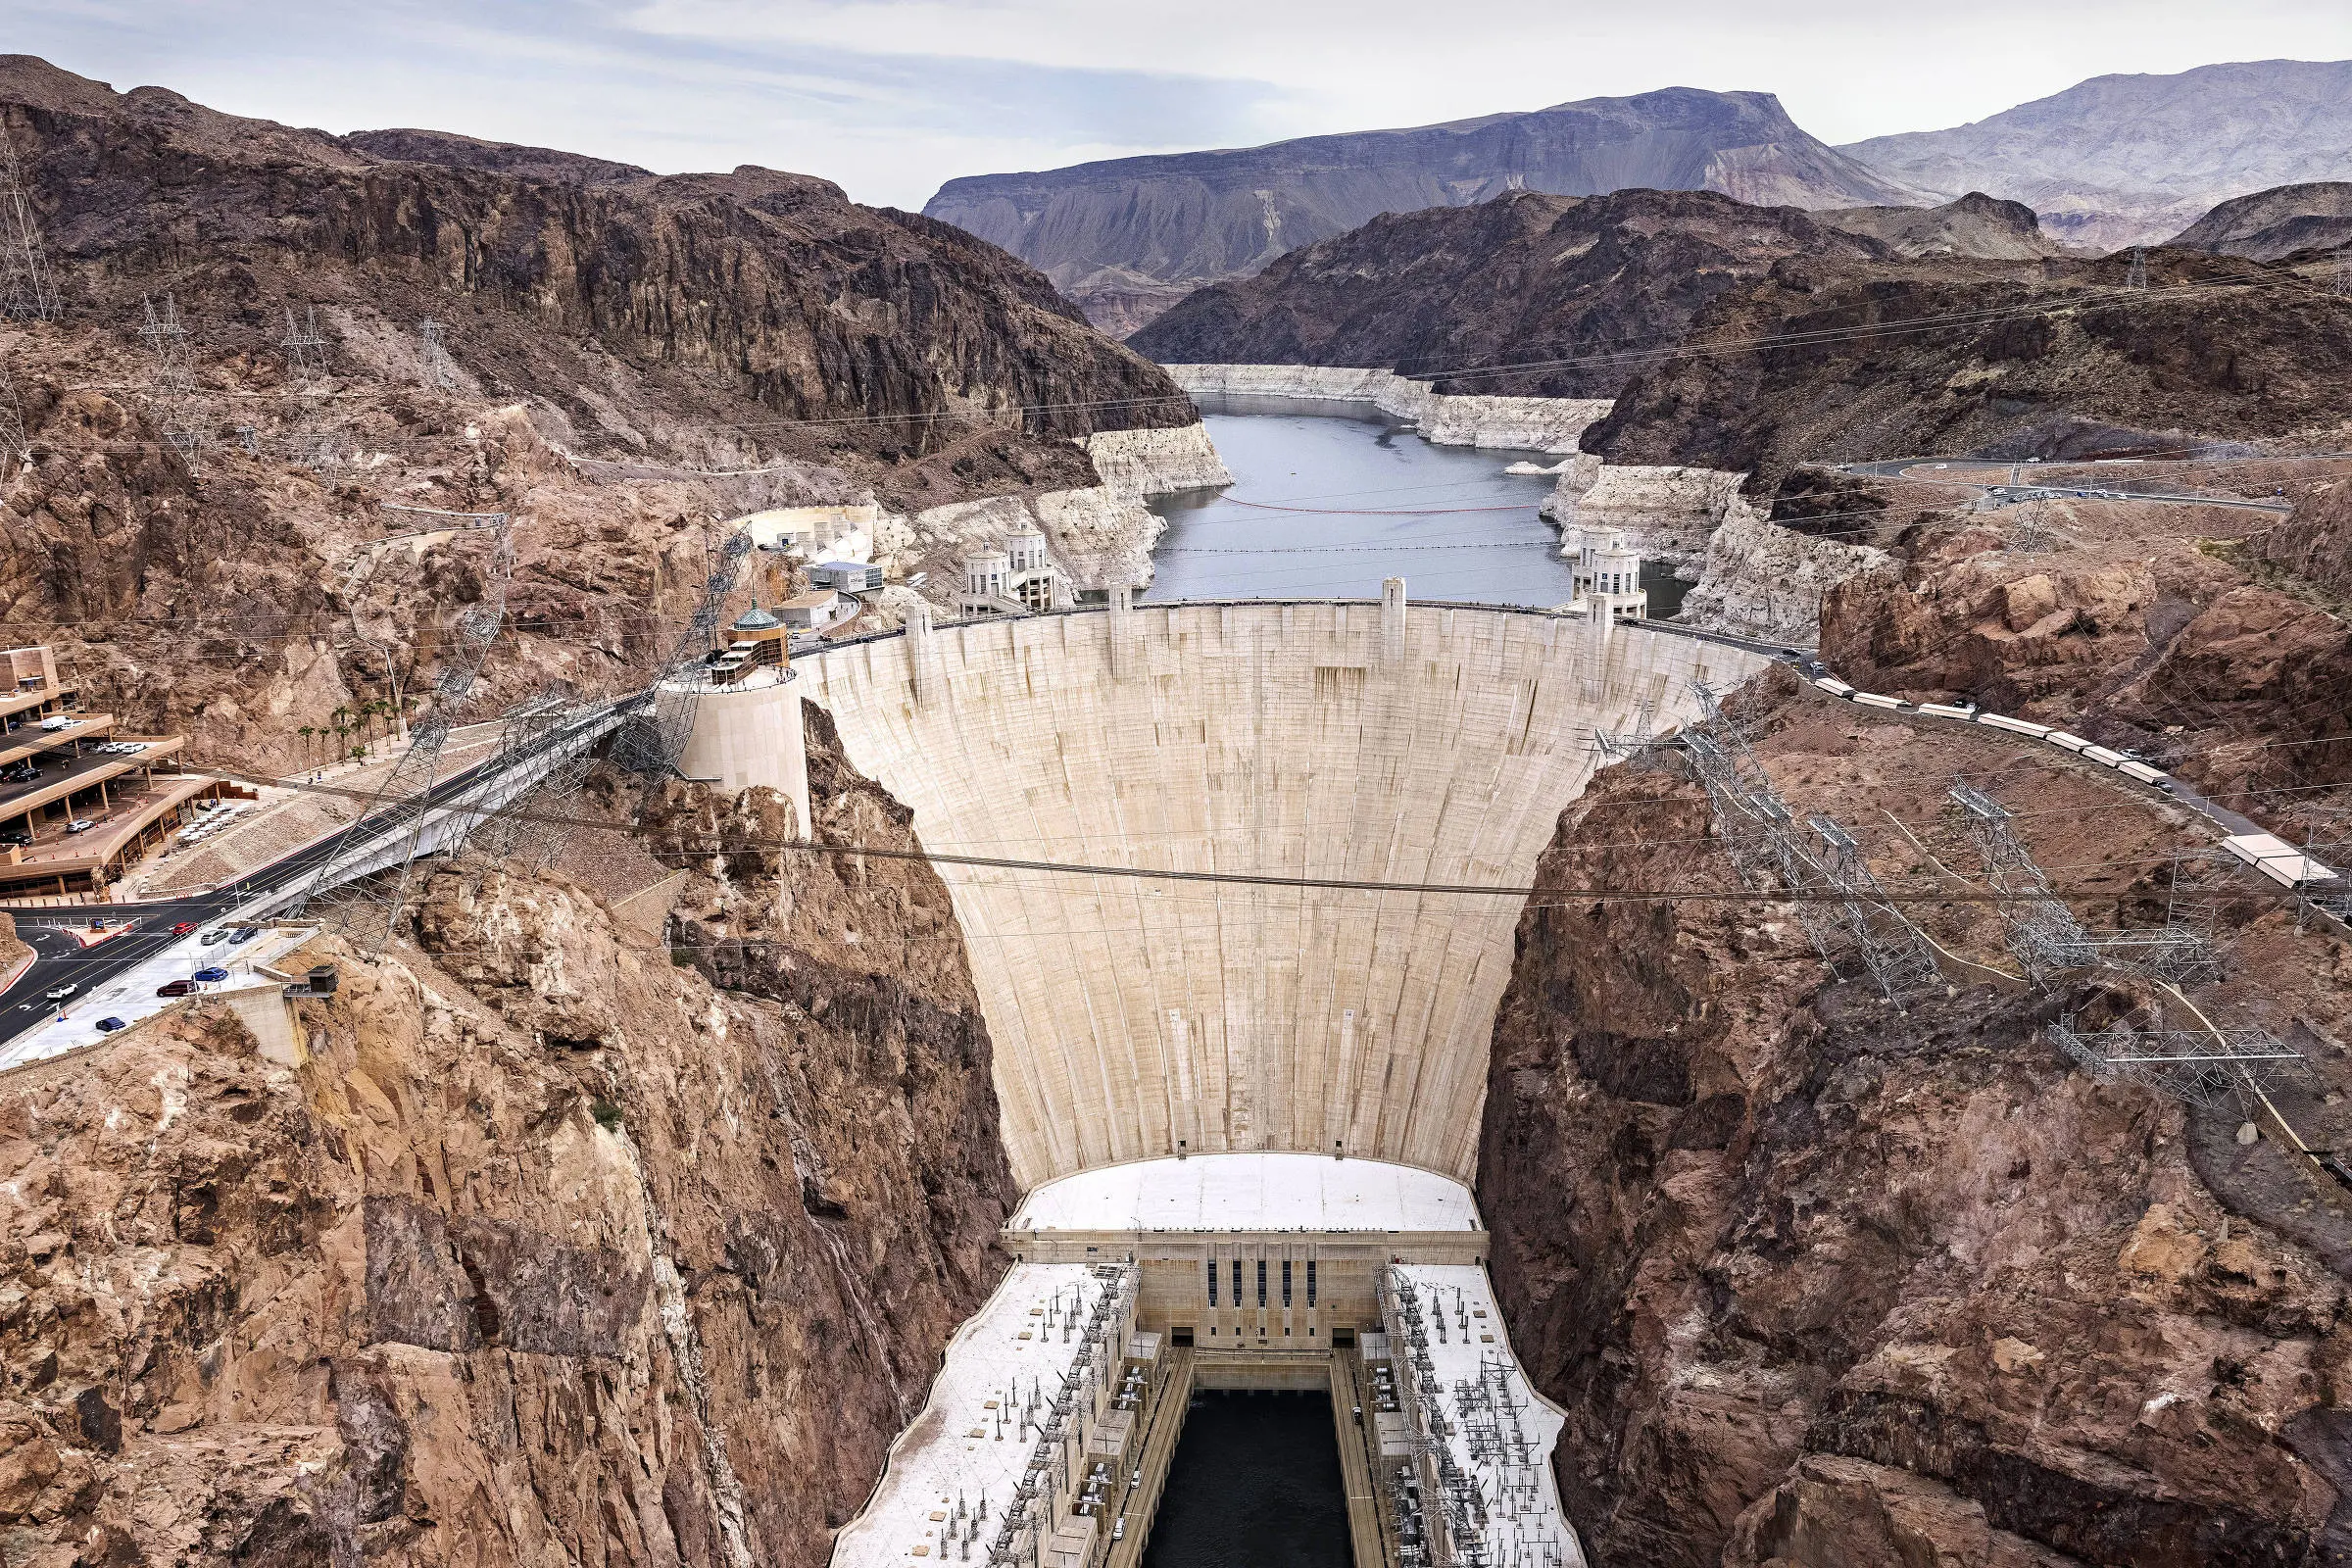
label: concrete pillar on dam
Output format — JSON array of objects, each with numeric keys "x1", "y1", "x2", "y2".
[
  {"x1": 1109, "y1": 584, "x2": 1136, "y2": 681},
  {"x1": 1380, "y1": 577, "x2": 1406, "y2": 665},
  {"x1": 674, "y1": 665, "x2": 814, "y2": 839},
  {"x1": 905, "y1": 600, "x2": 937, "y2": 708}
]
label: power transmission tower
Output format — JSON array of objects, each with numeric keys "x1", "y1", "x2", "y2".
[
  {"x1": 612, "y1": 530, "x2": 755, "y2": 778},
  {"x1": 281, "y1": 306, "x2": 338, "y2": 467},
  {"x1": 0, "y1": 128, "x2": 58, "y2": 321},
  {"x1": 449, "y1": 680, "x2": 604, "y2": 873},
  {"x1": 2050, "y1": 1004, "x2": 2305, "y2": 1109},
  {"x1": 295, "y1": 514, "x2": 514, "y2": 954},
  {"x1": 1679, "y1": 682, "x2": 1942, "y2": 1003},
  {"x1": 2334, "y1": 254, "x2": 2352, "y2": 298},
  {"x1": 0, "y1": 356, "x2": 28, "y2": 480},
  {"x1": 138, "y1": 294, "x2": 205, "y2": 467},
  {"x1": 417, "y1": 318, "x2": 458, "y2": 389},
  {"x1": 2125, "y1": 247, "x2": 2149, "y2": 290},
  {"x1": 1949, "y1": 783, "x2": 2099, "y2": 982}
]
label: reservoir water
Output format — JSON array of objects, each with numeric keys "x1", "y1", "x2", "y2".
[
  {"x1": 1144, "y1": 399, "x2": 1576, "y2": 605},
  {"x1": 1140, "y1": 1390, "x2": 1351, "y2": 1568},
  {"x1": 1143, "y1": 397, "x2": 1690, "y2": 614}
]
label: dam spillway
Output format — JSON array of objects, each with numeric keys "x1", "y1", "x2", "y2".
[{"x1": 793, "y1": 593, "x2": 1766, "y2": 1187}]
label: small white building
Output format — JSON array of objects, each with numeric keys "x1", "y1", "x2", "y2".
[
  {"x1": 956, "y1": 525, "x2": 1066, "y2": 616},
  {"x1": 777, "y1": 589, "x2": 853, "y2": 632},
  {"x1": 1563, "y1": 524, "x2": 1647, "y2": 621}
]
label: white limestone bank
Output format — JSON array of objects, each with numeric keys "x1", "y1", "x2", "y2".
[
  {"x1": 1551, "y1": 465, "x2": 1750, "y2": 561},
  {"x1": 874, "y1": 422, "x2": 1231, "y2": 603},
  {"x1": 1160, "y1": 364, "x2": 1611, "y2": 453},
  {"x1": 1678, "y1": 508, "x2": 1890, "y2": 641}
]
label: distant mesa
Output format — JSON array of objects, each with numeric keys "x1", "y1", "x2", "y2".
[
  {"x1": 1837, "y1": 58, "x2": 2352, "y2": 252},
  {"x1": 924, "y1": 87, "x2": 1931, "y2": 335}
]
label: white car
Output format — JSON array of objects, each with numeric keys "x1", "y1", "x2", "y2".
[
  {"x1": 65, "y1": 819, "x2": 94, "y2": 834},
  {"x1": 43, "y1": 982, "x2": 74, "y2": 1001}
]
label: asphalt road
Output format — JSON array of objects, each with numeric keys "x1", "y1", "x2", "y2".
[
  {"x1": 1837, "y1": 457, "x2": 2293, "y2": 514},
  {"x1": 0, "y1": 750, "x2": 501, "y2": 1047}
]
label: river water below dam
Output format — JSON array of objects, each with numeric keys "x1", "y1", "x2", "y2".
[
  {"x1": 1141, "y1": 1390, "x2": 1352, "y2": 1568},
  {"x1": 1144, "y1": 399, "x2": 1686, "y2": 612}
]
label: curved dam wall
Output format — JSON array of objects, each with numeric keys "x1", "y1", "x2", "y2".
[{"x1": 794, "y1": 600, "x2": 1766, "y2": 1188}]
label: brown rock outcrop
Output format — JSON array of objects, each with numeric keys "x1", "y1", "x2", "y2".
[
  {"x1": 1817, "y1": 503, "x2": 2352, "y2": 808},
  {"x1": 1476, "y1": 704, "x2": 2352, "y2": 1568},
  {"x1": 0, "y1": 718, "x2": 1014, "y2": 1566},
  {"x1": 0, "y1": 53, "x2": 1198, "y2": 773}
]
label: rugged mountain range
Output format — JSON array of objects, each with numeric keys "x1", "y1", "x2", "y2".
[
  {"x1": 1128, "y1": 187, "x2": 1884, "y2": 395},
  {"x1": 2168, "y1": 180, "x2": 2352, "y2": 261},
  {"x1": 1128, "y1": 170, "x2": 2352, "y2": 488},
  {"x1": 1586, "y1": 244, "x2": 2352, "y2": 489},
  {"x1": 924, "y1": 88, "x2": 1927, "y2": 333},
  {"x1": 0, "y1": 54, "x2": 1191, "y2": 771},
  {"x1": 1839, "y1": 59, "x2": 2352, "y2": 251}
]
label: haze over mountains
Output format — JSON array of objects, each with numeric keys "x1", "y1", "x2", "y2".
[
  {"x1": 925, "y1": 58, "x2": 2352, "y2": 335},
  {"x1": 1840, "y1": 59, "x2": 2352, "y2": 251},
  {"x1": 924, "y1": 88, "x2": 1926, "y2": 335}
]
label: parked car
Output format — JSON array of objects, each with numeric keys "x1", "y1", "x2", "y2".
[
  {"x1": 171, "y1": 920, "x2": 197, "y2": 936},
  {"x1": 228, "y1": 927, "x2": 258, "y2": 946},
  {"x1": 95, "y1": 1016, "x2": 126, "y2": 1032},
  {"x1": 43, "y1": 982, "x2": 74, "y2": 1001},
  {"x1": 200, "y1": 928, "x2": 230, "y2": 945},
  {"x1": 0, "y1": 832, "x2": 28, "y2": 847},
  {"x1": 65, "y1": 819, "x2": 94, "y2": 834},
  {"x1": 156, "y1": 979, "x2": 193, "y2": 997},
  {"x1": 192, "y1": 966, "x2": 228, "y2": 984}
]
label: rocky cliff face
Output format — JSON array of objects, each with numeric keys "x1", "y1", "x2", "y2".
[
  {"x1": 927, "y1": 90, "x2": 1924, "y2": 334},
  {"x1": 0, "y1": 54, "x2": 1206, "y2": 773},
  {"x1": 1477, "y1": 671, "x2": 2352, "y2": 1568},
  {"x1": 1131, "y1": 188, "x2": 1884, "y2": 396},
  {"x1": 2169, "y1": 182, "x2": 2352, "y2": 262},
  {"x1": 1586, "y1": 249, "x2": 2352, "y2": 496},
  {"x1": 0, "y1": 717, "x2": 1016, "y2": 1566},
  {"x1": 1839, "y1": 59, "x2": 2352, "y2": 252}
]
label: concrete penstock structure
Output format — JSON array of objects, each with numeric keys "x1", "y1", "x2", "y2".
[{"x1": 780, "y1": 588, "x2": 1766, "y2": 1188}]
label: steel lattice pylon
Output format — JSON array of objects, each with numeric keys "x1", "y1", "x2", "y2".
[
  {"x1": 138, "y1": 294, "x2": 205, "y2": 466},
  {"x1": 281, "y1": 306, "x2": 339, "y2": 467},
  {"x1": 1679, "y1": 682, "x2": 1942, "y2": 1002},
  {"x1": 613, "y1": 530, "x2": 755, "y2": 778},
  {"x1": 2050, "y1": 1009, "x2": 2307, "y2": 1109},
  {"x1": 1949, "y1": 782, "x2": 2101, "y2": 981},
  {"x1": 454, "y1": 682, "x2": 605, "y2": 873},
  {"x1": 294, "y1": 514, "x2": 514, "y2": 952},
  {"x1": 0, "y1": 129, "x2": 58, "y2": 321}
]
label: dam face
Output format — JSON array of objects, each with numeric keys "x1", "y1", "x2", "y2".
[{"x1": 795, "y1": 595, "x2": 1763, "y2": 1186}]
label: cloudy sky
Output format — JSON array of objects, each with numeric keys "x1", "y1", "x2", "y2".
[{"x1": 15, "y1": 1, "x2": 2352, "y2": 209}]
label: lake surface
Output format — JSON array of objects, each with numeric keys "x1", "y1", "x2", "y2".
[
  {"x1": 1140, "y1": 1390, "x2": 1350, "y2": 1568},
  {"x1": 1144, "y1": 402, "x2": 1580, "y2": 606}
]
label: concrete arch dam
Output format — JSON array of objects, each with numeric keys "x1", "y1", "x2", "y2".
[{"x1": 794, "y1": 595, "x2": 1764, "y2": 1188}]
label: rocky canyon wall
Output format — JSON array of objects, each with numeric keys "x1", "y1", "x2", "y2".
[
  {"x1": 0, "y1": 720, "x2": 1015, "y2": 1567},
  {"x1": 1475, "y1": 677, "x2": 2352, "y2": 1568}
]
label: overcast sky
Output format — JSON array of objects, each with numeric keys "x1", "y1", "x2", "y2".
[{"x1": 15, "y1": 1, "x2": 2352, "y2": 209}]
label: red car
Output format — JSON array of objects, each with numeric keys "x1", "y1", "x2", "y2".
[
  {"x1": 156, "y1": 979, "x2": 193, "y2": 998},
  {"x1": 171, "y1": 921, "x2": 197, "y2": 936}
]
